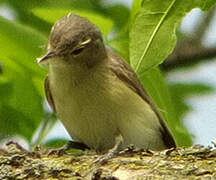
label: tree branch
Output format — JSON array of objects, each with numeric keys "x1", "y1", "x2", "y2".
[
  {"x1": 161, "y1": 46, "x2": 216, "y2": 70},
  {"x1": 1, "y1": 141, "x2": 216, "y2": 179}
]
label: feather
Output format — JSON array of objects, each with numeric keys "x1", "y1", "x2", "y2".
[{"x1": 45, "y1": 76, "x2": 56, "y2": 113}]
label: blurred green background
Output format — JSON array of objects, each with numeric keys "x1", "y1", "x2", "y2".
[{"x1": 0, "y1": 0, "x2": 215, "y2": 149}]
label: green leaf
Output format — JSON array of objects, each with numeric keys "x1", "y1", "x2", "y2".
[
  {"x1": 169, "y1": 82, "x2": 213, "y2": 120},
  {"x1": 108, "y1": 29, "x2": 130, "y2": 62},
  {"x1": 131, "y1": 0, "x2": 143, "y2": 22},
  {"x1": 141, "y1": 68, "x2": 192, "y2": 146},
  {"x1": 0, "y1": 16, "x2": 47, "y2": 141},
  {"x1": 32, "y1": 8, "x2": 114, "y2": 37},
  {"x1": 202, "y1": 0, "x2": 216, "y2": 10},
  {"x1": 130, "y1": 0, "x2": 216, "y2": 76},
  {"x1": 43, "y1": 138, "x2": 68, "y2": 148},
  {"x1": 0, "y1": 69, "x2": 44, "y2": 141},
  {"x1": 43, "y1": 139, "x2": 84, "y2": 154},
  {"x1": 170, "y1": 82, "x2": 214, "y2": 96},
  {"x1": 105, "y1": 4, "x2": 130, "y2": 30},
  {"x1": 0, "y1": 16, "x2": 46, "y2": 78}
]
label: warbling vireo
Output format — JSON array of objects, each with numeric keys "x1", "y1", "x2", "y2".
[{"x1": 38, "y1": 14, "x2": 176, "y2": 152}]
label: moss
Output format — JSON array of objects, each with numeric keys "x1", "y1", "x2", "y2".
[{"x1": 0, "y1": 142, "x2": 216, "y2": 179}]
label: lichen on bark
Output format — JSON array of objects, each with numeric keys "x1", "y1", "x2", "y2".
[{"x1": 0, "y1": 141, "x2": 216, "y2": 180}]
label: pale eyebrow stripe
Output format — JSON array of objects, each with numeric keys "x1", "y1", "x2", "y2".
[{"x1": 80, "y1": 38, "x2": 91, "y2": 45}]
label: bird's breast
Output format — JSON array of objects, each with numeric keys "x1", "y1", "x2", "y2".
[{"x1": 49, "y1": 66, "x2": 118, "y2": 151}]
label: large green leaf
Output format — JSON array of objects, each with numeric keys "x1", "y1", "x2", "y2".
[
  {"x1": 32, "y1": 8, "x2": 114, "y2": 37},
  {"x1": 0, "y1": 16, "x2": 47, "y2": 141},
  {"x1": 130, "y1": 0, "x2": 216, "y2": 76},
  {"x1": 5, "y1": 0, "x2": 111, "y2": 34},
  {"x1": 0, "y1": 16, "x2": 46, "y2": 78}
]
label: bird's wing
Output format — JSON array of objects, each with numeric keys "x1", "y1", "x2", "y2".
[
  {"x1": 107, "y1": 47, "x2": 176, "y2": 148},
  {"x1": 45, "y1": 75, "x2": 56, "y2": 113}
]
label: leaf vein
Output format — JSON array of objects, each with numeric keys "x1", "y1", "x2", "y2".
[{"x1": 134, "y1": 0, "x2": 177, "y2": 73}]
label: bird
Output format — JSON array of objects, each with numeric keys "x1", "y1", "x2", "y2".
[{"x1": 38, "y1": 14, "x2": 176, "y2": 153}]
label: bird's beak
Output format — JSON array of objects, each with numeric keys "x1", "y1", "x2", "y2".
[{"x1": 37, "y1": 51, "x2": 57, "y2": 64}]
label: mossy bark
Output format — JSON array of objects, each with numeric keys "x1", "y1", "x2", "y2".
[{"x1": 0, "y1": 142, "x2": 216, "y2": 180}]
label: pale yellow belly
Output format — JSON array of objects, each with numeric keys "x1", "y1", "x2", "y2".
[
  {"x1": 50, "y1": 69, "x2": 165, "y2": 152},
  {"x1": 52, "y1": 79, "x2": 119, "y2": 151}
]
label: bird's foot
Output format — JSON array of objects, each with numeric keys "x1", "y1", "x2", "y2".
[
  {"x1": 93, "y1": 135, "x2": 123, "y2": 165},
  {"x1": 94, "y1": 148, "x2": 119, "y2": 165}
]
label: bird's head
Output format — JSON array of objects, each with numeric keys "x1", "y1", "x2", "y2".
[{"x1": 38, "y1": 14, "x2": 106, "y2": 68}]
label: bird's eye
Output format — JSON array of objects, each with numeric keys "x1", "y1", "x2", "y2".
[{"x1": 71, "y1": 47, "x2": 84, "y2": 55}]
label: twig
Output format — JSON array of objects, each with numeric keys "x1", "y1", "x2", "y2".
[{"x1": 162, "y1": 46, "x2": 216, "y2": 70}]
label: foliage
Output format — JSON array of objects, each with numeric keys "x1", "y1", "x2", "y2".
[
  {"x1": 0, "y1": 0, "x2": 215, "y2": 147},
  {"x1": 0, "y1": 16, "x2": 46, "y2": 141},
  {"x1": 130, "y1": 0, "x2": 216, "y2": 75}
]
